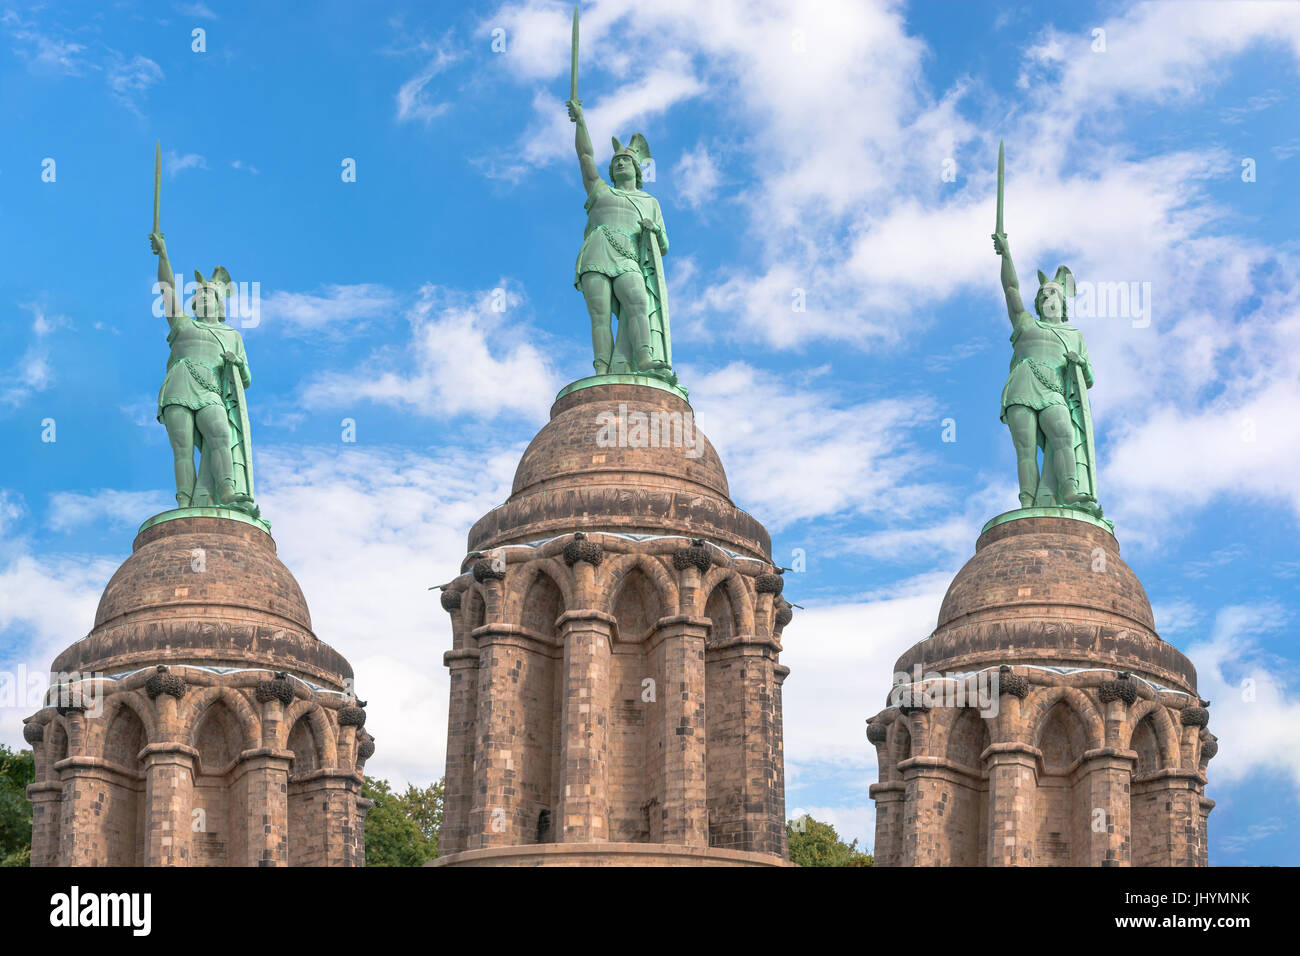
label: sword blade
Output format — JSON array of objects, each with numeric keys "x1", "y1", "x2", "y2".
[
  {"x1": 569, "y1": 5, "x2": 579, "y2": 103},
  {"x1": 153, "y1": 140, "x2": 162, "y2": 235},
  {"x1": 996, "y1": 139, "x2": 1004, "y2": 235}
]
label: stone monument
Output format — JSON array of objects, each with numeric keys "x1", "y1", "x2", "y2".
[
  {"x1": 864, "y1": 144, "x2": 1215, "y2": 867},
  {"x1": 21, "y1": 146, "x2": 374, "y2": 866},
  {"x1": 431, "y1": 11, "x2": 792, "y2": 866}
]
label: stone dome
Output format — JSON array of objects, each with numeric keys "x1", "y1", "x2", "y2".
[
  {"x1": 468, "y1": 381, "x2": 771, "y2": 558},
  {"x1": 53, "y1": 513, "x2": 353, "y2": 689},
  {"x1": 894, "y1": 513, "x2": 1197, "y2": 693}
]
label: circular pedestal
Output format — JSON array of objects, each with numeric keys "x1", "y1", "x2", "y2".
[
  {"x1": 52, "y1": 512, "x2": 352, "y2": 690},
  {"x1": 429, "y1": 843, "x2": 790, "y2": 867},
  {"x1": 894, "y1": 512, "x2": 1196, "y2": 693},
  {"x1": 468, "y1": 382, "x2": 770, "y2": 558}
]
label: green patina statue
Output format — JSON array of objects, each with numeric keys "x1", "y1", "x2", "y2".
[
  {"x1": 149, "y1": 141, "x2": 260, "y2": 519},
  {"x1": 993, "y1": 141, "x2": 1102, "y2": 518},
  {"x1": 565, "y1": 7, "x2": 675, "y2": 384}
]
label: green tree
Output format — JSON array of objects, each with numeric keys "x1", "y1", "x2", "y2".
[
  {"x1": 363, "y1": 775, "x2": 443, "y2": 867},
  {"x1": 0, "y1": 745, "x2": 35, "y2": 868},
  {"x1": 786, "y1": 814, "x2": 873, "y2": 867}
]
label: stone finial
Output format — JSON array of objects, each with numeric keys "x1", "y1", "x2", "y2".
[
  {"x1": 1180, "y1": 706, "x2": 1209, "y2": 728},
  {"x1": 754, "y1": 568, "x2": 784, "y2": 595},
  {"x1": 471, "y1": 556, "x2": 506, "y2": 583},
  {"x1": 563, "y1": 533, "x2": 604, "y2": 567},
  {"x1": 338, "y1": 705, "x2": 367, "y2": 729},
  {"x1": 440, "y1": 588, "x2": 462, "y2": 611},
  {"x1": 357, "y1": 735, "x2": 376, "y2": 762},
  {"x1": 145, "y1": 665, "x2": 186, "y2": 701},
  {"x1": 255, "y1": 674, "x2": 295, "y2": 706},
  {"x1": 54, "y1": 687, "x2": 87, "y2": 715},
  {"x1": 1098, "y1": 676, "x2": 1137, "y2": 705},
  {"x1": 22, "y1": 722, "x2": 43, "y2": 745},
  {"x1": 672, "y1": 538, "x2": 713, "y2": 573},
  {"x1": 1201, "y1": 735, "x2": 1218, "y2": 760},
  {"x1": 866, "y1": 722, "x2": 888, "y2": 745},
  {"x1": 996, "y1": 666, "x2": 1029, "y2": 699}
]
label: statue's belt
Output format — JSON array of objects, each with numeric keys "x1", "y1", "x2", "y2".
[
  {"x1": 595, "y1": 224, "x2": 640, "y2": 260},
  {"x1": 1013, "y1": 357, "x2": 1065, "y2": 395},
  {"x1": 181, "y1": 357, "x2": 223, "y2": 394}
]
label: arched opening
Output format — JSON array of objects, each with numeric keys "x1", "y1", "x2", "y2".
[
  {"x1": 101, "y1": 704, "x2": 147, "y2": 866},
  {"x1": 1130, "y1": 714, "x2": 1163, "y2": 867},
  {"x1": 286, "y1": 712, "x2": 319, "y2": 867},
  {"x1": 192, "y1": 700, "x2": 247, "y2": 866},
  {"x1": 518, "y1": 571, "x2": 562, "y2": 844},
  {"x1": 608, "y1": 566, "x2": 663, "y2": 843},
  {"x1": 1034, "y1": 701, "x2": 1089, "y2": 865},
  {"x1": 943, "y1": 709, "x2": 990, "y2": 866},
  {"x1": 704, "y1": 581, "x2": 740, "y2": 848}
]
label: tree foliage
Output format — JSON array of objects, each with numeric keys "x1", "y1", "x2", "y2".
[
  {"x1": 0, "y1": 745, "x2": 35, "y2": 868},
  {"x1": 787, "y1": 814, "x2": 873, "y2": 867},
  {"x1": 363, "y1": 775, "x2": 443, "y2": 867}
]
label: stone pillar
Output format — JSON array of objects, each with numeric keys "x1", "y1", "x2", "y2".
[
  {"x1": 141, "y1": 743, "x2": 198, "y2": 866},
  {"x1": 648, "y1": 615, "x2": 709, "y2": 847},
  {"x1": 898, "y1": 756, "x2": 962, "y2": 866},
  {"x1": 441, "y1": 648, "x2": 480, "y2": 855},
  {"x1": 27, "y1": 780, "x2": 63, "y2": 867},
  {"x1": 869, "y1": 781, "x2": 905, "y2": 866},
  {"x1": 55, "y1": 757, "x2": 113, "y2": 867},
  {"x1": 985, "y1": 742, "x2": 1040, "y2": 866},
  {"x1": 1134, "y1": 769, "x2": 1204, "y2": 866},
  {"x1": 773, "y1": 663, "x2": 789, "y2": 859},
  {"x1": 232, "y1": 748, "x2": 293, "y2": 867},
  {"x1": 555, "y1": 609, "x2": 614, "y2": 843},
  {"x1": 292, "y1": 769, "x2": 366, "y2": 866},
  {"x1": 469, "y1": 627, "x2": 529, "y2": 848},
  {"x1": 1078, "y1": 748, "x2": 1136, "y2": 866},
  {"x1": 1198, "y1": 794, "x2": 1214, "y2": 867}
]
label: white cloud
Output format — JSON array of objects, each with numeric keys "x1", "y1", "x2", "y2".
[
  {"x1": 301, "y1": 282, "x2": 560, "y2": 421},
  {"x1": 260, "y1": 284, "x2": 398, "y2": 335},
  {"x1": 47, "y1": 491, "x2": 173, "y2": 533},
  {"x1": 165, "y1": 150, "x2": 208, "y2": 178},
  {"x1": 674, "y1": 143, "x2": 721, "y2": 209},
  {"x1": 396, "y1": 43, "x2": 460, "y2": 124}
]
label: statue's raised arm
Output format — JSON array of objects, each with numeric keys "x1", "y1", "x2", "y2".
[
  {"x1": 568, "y1": 101, "x2": 600, "y2": 195},
  {"x1": 993, "y1": 231, "x2": 1027, "y2": 323}
]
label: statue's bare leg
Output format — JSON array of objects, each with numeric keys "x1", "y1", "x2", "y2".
[
  {"x1": 612, "y1": 271, "x2": 654, "y2": 372},
  {"x1": 195, "y1": 404, "x2": 247, "y2": 504},
  {"x1": 1040, "y1": 404, "x2": 1091, "y2": 504},
  {"x1": 580, "y1": 272, "x2": 614, "y2": 373},
  {"x1": 1005, "y1": 405, "x2": 1040, "y2": 508},
  {"x1": 162, "y1": 405, "x2": 197, "y2": 507}
]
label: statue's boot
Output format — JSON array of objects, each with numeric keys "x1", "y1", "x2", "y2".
[
  {"x1": 176, "y1": 489, "x2": 193, "y2": 509},
  {"x1": 1019, "y1": 492, "x2": 1035, "y2": 508},
  {"x1": 1062, "y1": 480, "x2": 1096, "y2": 507}
]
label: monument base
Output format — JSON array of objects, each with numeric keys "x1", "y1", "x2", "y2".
[{"x1": 429, "y1": 843, "x2": 790, "y2": 867}]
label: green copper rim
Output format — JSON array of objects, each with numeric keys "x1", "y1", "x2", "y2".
[
  {"x1": 138, "y1": 506, "x2": 272, "y2": 537},
  {"x1": 556, "y1": 374, "x2": 690, "y2": 404},
  {"x1": 981, "y1": 506, "x2": 1115, "y2": 536}
]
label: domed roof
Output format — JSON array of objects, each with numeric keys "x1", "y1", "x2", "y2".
[
  {"x1": 894, "y1": 513, "x2": 1198, "y2": 694},
  {"x1": 53, "y1": 513, "x2": 352, "y2": 689},
  {"x1": 468, "y1": 381, "x2": 770, "y2": 558}
]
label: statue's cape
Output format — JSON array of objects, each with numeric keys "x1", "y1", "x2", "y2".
[
  {"x1": 191, "y1": 322, "x2": 254, "y2": 504},
  {"x1": 1043, "y1": 322, "x2": 1098, "y2": 501}
]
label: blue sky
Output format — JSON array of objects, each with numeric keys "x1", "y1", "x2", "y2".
[{"x1": 3, "y1": 0, "x2": 1299, "y2": 864}]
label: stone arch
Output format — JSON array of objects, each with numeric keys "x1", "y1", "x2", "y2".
[
  {"x1": 100, "y1": 698, "x2": 149, "y2": 775},
  {"x1": 463, "y1": 584, "x2": 488, "y2": 632},
  {"x1": 509, "y1": 563, "x2": 569, "y2": 642},
  {"x1": 699, "y1": 566, "x2": 754, "y2": 633},
  {"x1": 602, "y1": 553, "x2": 678, "y2": 623},
  {"x1": 45, "y1": 718, "x2": 70, "y2": 770},
  {"x1": 181, "y1": 686, "x2": 261, "y2": 756},
  {"x1": 503, "y1": 558, "x2": 574, "y2": 626},
  {"x1": 87, "y1": 691, "x2": 157, "y2": 758},
  {"x1": 944, "y1": 708, "x2": 992, "y2": 772},
  {"x1": 1124, "y1": 699, "x2": 1179, "y2": 770},
  {"x1": 282, "y1": 700, "x2": 334, "y2": 772},
  {"x1": 608, "y1": 562, "x2": 668, "y2": 644},
  {"x1": 1025, "y1": 686, "x2": 1104, "y2": 756},
  {"x1": 703, "y1": 580, "x2": 739, "y2": 643},
  {"x1": 891, "y1": 715, "x2": 914, "y2": 770}
]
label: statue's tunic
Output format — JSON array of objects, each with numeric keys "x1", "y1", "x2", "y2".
[
  {"x1": 999, "y1": 313, "x2": 1092, "y2": 423},
  {"x1": 573, "y1": 179, "x2": 667, "y2": 288},
  {"x1": 156, "y1": 317, "x2": 251, "y2": 423}
]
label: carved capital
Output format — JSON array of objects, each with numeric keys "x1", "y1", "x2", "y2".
[
  {"x1": 1098, "y1": 678, "x2": 1137, "y2": 705},
  {"x1": 754, "y1": 570, "x2": 784, "y2": 595},
  {"x1": 440, "y1": 588, "x2": 462, "y2": 611},
  {"x1": 563, "y1": 533, "x2": 604, "y2": 567},
  {"x1": 338, "y1": 705, "x2": 367, "y2": 729},
  {"x1": 22, "y1": 722, "x2": 43, "y2": 745},
  {"x1": 145, "y1": 665, "x2": 186, "y2": 701},
  {"x1": 1180, "y1": 706, "x2": 1209, "y2": 728},
  {"x1": 672, "y1": 539, "x2": 712, "y2": 573},
  {"x1": 255, "y1": 674, "x2": 295, "y2": 706}
]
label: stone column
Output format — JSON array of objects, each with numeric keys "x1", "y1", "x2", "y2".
[
  {"x1": 1078, "y1": 747, "x2": 1136, "y2": 866},
  {"x1": 647, "y1": 614, "x2": 709, "y2": 847},
  {"x1": 469, "y1": 626, "x2": 531, "y2": 848},
  {"x1": 869, "y1": 781, "x2": 905, "y2": 866},
  {"x1": 292, "y1": 769, "x2": 366, "y2": 866},
  {"x1": 773, "y1": 663, "x2": 789, "y2": 859},
  {"x1": 555, "y1": 609, "x2": 614, "y2": 843},
  {"x1": 441, "y1": 647, "x2": 480, "y2": 855},
  {"x1": 984, "y1": 742, "x2": 1040, "y2": 866},
  {"x1": 898, "y1": 755, "x2": 963, "y2": 866},
  {"x1": 1134, "y1": 768, "x2": 1204, "y2": 866},
  {"x1": 27, "y1": 779, "x2": 62, "y2": 867},
  {"x1": 232, "y1": 748, "x2": 293, "y2": 866},
  {"x1": 140, "y1": 742, "x2": 198, "y2": 867}
]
